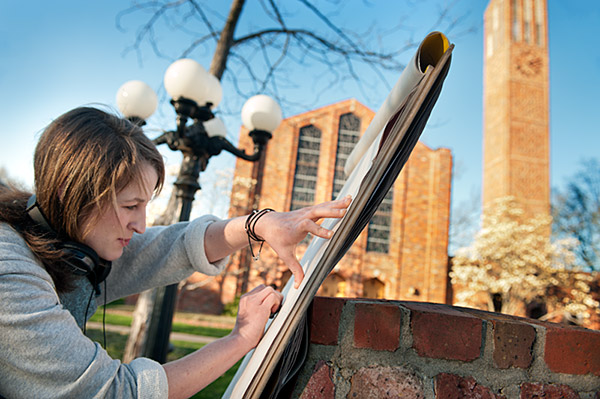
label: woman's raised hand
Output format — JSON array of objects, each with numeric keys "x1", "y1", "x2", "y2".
[{"x1": 253, "y1": 196, "x2": 351, "y2": 288}]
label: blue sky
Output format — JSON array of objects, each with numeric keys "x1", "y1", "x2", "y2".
[{"x1": 1, "y1": 1, "x2": 599, "y2": 233}]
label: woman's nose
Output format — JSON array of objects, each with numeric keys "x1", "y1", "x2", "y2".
[{"x1": 129, "y1": 210, "x2": 147, "y2": 234}]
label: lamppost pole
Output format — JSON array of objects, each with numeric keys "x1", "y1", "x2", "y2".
[
  {"x1": 116, "y1": 63, "x2": 282, "y2": 364},
  {"x1": 144, "y1": 153, "x2": 203, "y2": 363},
  {"x1": 237, "y1": 146, "x2": 267, "y2": 295}
]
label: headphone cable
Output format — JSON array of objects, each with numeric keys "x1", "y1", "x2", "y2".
[
  {"x1": 83, "y1": 287, "x2": 94, "y2": 336},
  {"x1": 82, "y1": 282, "x2": 108, "y2": 349},
  {"x1": 102, "y1": 279, "x2": 107, "y2": 349}
]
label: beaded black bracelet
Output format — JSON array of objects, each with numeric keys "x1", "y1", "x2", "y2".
[{"x1": 245, "y1": 208, "x2": 275, "y2": 261}]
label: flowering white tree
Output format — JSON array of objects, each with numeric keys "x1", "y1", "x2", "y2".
[{"x1": 450, "y1": 196, "x2": 599, "y2": 324}]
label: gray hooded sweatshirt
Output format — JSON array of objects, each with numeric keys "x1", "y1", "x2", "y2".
[{"x1": 0, "y1": 216, "x2": 228, "y2": 398}]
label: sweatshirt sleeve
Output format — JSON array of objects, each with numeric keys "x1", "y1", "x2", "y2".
[
  {"x1": 0, "y1": 228, "x2": 169, "y2": 398},
  {"x1": 103, "y1": 215, "x2": 229, "y2": 303}
]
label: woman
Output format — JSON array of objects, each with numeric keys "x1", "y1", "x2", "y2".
[{"x1": 0, "y1": 107, "x2": 351, "y2": 398}]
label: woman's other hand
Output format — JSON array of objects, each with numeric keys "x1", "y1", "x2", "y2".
[{"x1": 230, "y1": 285, "x2": 283, "y2": 351}]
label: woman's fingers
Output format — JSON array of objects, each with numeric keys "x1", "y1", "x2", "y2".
[
  {"x1": 263, "y1": 290, "x2": 283, "y2": 315},
  {"x1": 250, "y1": 196, "x2": 352, "y2": 290},
  {"x1": 305, "y1": 222, "x2": 334, "y2": 239},
  {"x1": 302, "y1": 196, "x2": 352, "y2": 238},
  {"x1": 234, "y1": 285, "x2": 284, "y2": 348},
  {"x1": 277, "y1": 253, "x2": 305, "y2": 288},
  {"x1": 305, "y1": 195, "x2": 352, "y2": 221},
  {"x1": 244, "y1": 284, "x2": 283, "y2": 313}
]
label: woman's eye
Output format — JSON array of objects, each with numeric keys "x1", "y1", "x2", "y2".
[{"x1": 125, "y1": 205, "x2": 137, "y2": 210}]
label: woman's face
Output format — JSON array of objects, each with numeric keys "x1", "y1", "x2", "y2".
[{"x1": 80, "y1": 163, "x2": 158, "y2": 261}]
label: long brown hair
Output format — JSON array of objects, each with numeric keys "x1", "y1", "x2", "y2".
[{"x1": 0, "y1": 107, "x2": 165, "y2": 292}]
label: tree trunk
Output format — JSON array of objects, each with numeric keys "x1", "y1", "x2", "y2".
[
  {"x1": 122, "y1": 289, "x2": 157, "y2": 363},
  {"x1": 209, "y1": 0, "x2": 246, "y2": 78}
]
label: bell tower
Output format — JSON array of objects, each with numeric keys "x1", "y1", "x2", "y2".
[{"x1": 482, "y1": 0, "x2": 550, "y2": 217}]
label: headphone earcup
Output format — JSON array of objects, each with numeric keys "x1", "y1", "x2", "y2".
[
  {"x1": 58, "y1": 241, "x2": 99, "y2": 276},
  {"x1": 59, "y1": 241, "x2": 112, "y2": 292},
  {"x1": 26, "y1": 195, "x2": 112, "y2": 293}
]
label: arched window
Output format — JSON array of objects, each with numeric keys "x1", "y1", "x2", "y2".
[
  {"x1": 526, "y1": 298, "x2": 547, "y2": 320},
  {"x1": 534, "y1": 0, "x2": 544, "y2": 46},
  {"x1": 332, "y1": 113, "x2": 361, "y2": 199},
  {"x1": 366, "y1": 187, "x2": 393, "y2": 253},
  {"x1": 363, "y1": 278, "x2": 385, "y2": 299},
  {"x1": 321, "y1": 273, "x2": 347, "y2": 297},
  {"x1": 511, "y1": 0, "x2": 520, "y2": 42},
  {"x1": 524, "y1": 0, "x2": 533, "y2": 44},
  {"x1": 290, "y1": 125, "x2": 321, "y2": 211}
]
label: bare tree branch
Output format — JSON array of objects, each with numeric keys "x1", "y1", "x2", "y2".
[{"x1": 117, "y1": 0, "x2": 473, "y2": 112}]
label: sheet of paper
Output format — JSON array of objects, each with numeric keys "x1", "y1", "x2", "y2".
[{"x1": 344, "y1": 31, "x2": 449, "y2": 176}]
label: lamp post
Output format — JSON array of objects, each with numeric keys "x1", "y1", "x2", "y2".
[
  {"x1": 116, "y1": 59, "x2": 282, "y2": 363},
  {"x1": 236, "y1": 94, "x2": 283, "y2": 295}
]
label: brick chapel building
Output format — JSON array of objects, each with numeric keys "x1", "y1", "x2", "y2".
[{"x1": 176, "y1": 99, "x2": 452, "y2": 313}]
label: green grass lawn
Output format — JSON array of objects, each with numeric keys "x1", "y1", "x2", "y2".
[
  {"x1": 87, "y1": 302, "x2": 238, "y2": 398},
  {"x1": 88, "y1": 311, "x2": 232, "y2": 338},
  {"x1": 85, "y1": 329, "x2": 240, "y2": 398}
]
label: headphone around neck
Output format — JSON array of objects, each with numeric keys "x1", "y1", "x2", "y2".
[{"x1": 26, "y1": 195, "x2": 112, "y2": 295}]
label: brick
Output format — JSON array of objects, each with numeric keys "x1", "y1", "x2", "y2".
[
  {"x1": 353, "y1": 302, "x2": 401, "y2": 351},
  {"x1": 493, "y1": 320, "x2": 536, "y2": 369},
  {"x1": 520, "y1": 382, "x2": 579, "y2": 399},
  {"x1": 460, "y1": 307, "x2": 535, "y2": 325},
  {"x1": 310, "y1": 296, "x2": 346, "y2": 345},
  {"x1": 406, "y1": 303, "x2": 482, "y2": 361},
  {"x1": 348, "y1": 366, "x2": 424, "y2": 398},
  {"x1": 299, "y1": 360, "x2": 335, "y2": 399},
  {"x1": 435, "y1": 373, "x2": 505, "y2": 399},
  {"x1": 544, "y1": 326, "x2": 600, "y2": 375}
]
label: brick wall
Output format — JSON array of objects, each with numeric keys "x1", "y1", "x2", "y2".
[{"x1": 292, "y1": 297, "x2": 600, "y2": 398}]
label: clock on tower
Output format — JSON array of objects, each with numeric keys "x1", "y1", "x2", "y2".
[{"x1": 515, "y1": 48, "x2": 543, "y2": 77}]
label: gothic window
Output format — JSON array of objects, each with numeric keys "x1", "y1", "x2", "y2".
[
  {"x1": 332, "y1": 113, "x2": 361, "y2": 200},
  {"x1": 534, "y1": 0, "x2": 544, "y2": 46},
  {"x1": 366, "y1": 187, "x2": 394, "y2": 253},
  {"x1": 526, "y1": 298, "x2": 547, "y2": 320},
  {"x1": 486, "y1": 34, "x2": 494, "y2": 58},
  {"x1": 524, "y1": 0, "x2": 533, "y2": 44},
  {"x1": 511, "y1": 0, "x2": 520, "y2": 42},
  {"x1": 488, "y1": 3, "x2": 502, "y2": 58},
  {"x1": 492, "y1": 4, "x2": 500, "y2": 31},
  {"x1": 321, "y1": 273, "x2": 346, "y2": 297},
  {"x1": 492, "y1": 293, "x2": 503, "y2": 312},
  {"x1": 363, "y1": 278, "x2": 385, "y2": 299},
  {"x1": 290, "y1": 125, "x2": 321, "y2": 211},
  {"x1": 496, "y1": 1, "x2": 503, "y2": 49}
]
